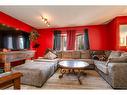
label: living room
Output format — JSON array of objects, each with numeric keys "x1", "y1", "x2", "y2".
[{"x1": 0, "y1": 1, "x2": 127, "y2": 94}]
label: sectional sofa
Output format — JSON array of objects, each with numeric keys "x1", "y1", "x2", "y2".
[
  {"x1": 12, "y1": 50, "x2": 127, "y2": 89},
  {"x1": 94, "y1": 51, "x2": 127, "y2": 89},
  {"x1": 56, "y1": 50, "x2": 127, "y2": 89}
]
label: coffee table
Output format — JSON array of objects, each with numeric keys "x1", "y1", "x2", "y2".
[{"x1": 58, "y1": 60, "x2": 89, "y2": 84}]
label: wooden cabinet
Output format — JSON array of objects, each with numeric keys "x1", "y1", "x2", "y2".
[{"x1": 0, "y1": 50, "x2": 35, "y2": 72}]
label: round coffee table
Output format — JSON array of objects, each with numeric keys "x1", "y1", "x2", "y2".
[{"x1": 58, "y1": 60, "x2": 89, "y2": 84}]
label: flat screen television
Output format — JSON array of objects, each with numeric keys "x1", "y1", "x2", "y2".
[{"x1": 0, "y1": 24, "x2": 30, "y2": 50}]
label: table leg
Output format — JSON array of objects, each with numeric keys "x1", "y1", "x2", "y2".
[
  {"x1": 77, "y1": 70, "x2": 82, "y2": 85},
  {"x1": 72, "y1": 69, "x2": 82, "y2": 85},
  {"x1": 4, "y1": 62, "x2": 11, "y2": 72},
  {"x1": 59, "y1": 69, "x2": 66, "y2": 79},
  {"x1": 13, "y1": 78, "x2": 21, "y2": 89}
]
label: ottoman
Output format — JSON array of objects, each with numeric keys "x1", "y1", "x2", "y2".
[{"x1": 12, "y1": 61, "x2": 58, "y2": 87}]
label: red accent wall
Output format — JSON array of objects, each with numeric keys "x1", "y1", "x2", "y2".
[
  {"x1": 0, "y1": 11, "x2": 33, "y2": 32},
  {"x1": 106, "y1": 18, "x2": 117, "y2": 50},
  {"x1": 36, "y1": 28, "x2": 54, "y2": 57},
  {"x1": 107, "y1": 16, "x2": 127, "y2": 51}
]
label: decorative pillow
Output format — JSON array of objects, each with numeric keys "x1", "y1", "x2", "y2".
[
  {"x1": 108, "y1": 56, "x2": 127, "y2": 63},
  {"x1": 43, "y1": 51, "x2": 57, "y2": 60},
  {"x1": 105, "y1": 51, "x2": 111, "y2": 58},
  {"x1": 108, "y1": 51, "x2": 121, "y2": 59},
  {"x1": 44, "y1": 48, "x2": 57, "y2": 55},
  {"x1": 98, "y1": 55, "x2": 107, "y2": 61},
  {"x1": 92, "y1": 55, "x2": 99, "y2": 60},
  {"x1": 92, "y1": 55, "x2": 107, "y2": 61},
  {"x1": 121, "y1": 52, "x2": 127, "y2": 57},
  {"x1": 57, "y1": 51, "x2": 62, "y2": 58}
]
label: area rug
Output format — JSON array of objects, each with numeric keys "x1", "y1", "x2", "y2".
[{"x1": 7, "y1": 70, "x2": 112, "y2": 90}]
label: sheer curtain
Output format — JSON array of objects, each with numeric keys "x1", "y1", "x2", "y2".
[
  {"x1": 53, "y1": 30, "x2": 61, "y2": 50},
  {"x1": 67, "y1": 30, "x2": 76, "y2": 50}
]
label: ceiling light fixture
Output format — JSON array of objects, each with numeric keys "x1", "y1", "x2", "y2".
[{"x1": 41, "y1": 16, "x2": 50, "y2": 27}]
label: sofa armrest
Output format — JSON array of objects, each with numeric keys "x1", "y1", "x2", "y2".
[{"x1": 108, "y1": 62, "x2": 127, "y2": 88}]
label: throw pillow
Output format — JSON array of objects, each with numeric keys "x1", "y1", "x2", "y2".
[
  {"x1": 92, "y1": 55, "x2": 99, "y2": 60},
  {"x1": 98, "y1": 55, "x2": 107, "y2": 61},
  {"x1": 121, "y1": 52, "x2": 127, "y2": 57},
  {"x1": 43, "y1": 51, "x2": 57, "y2": 60},
  {"x1": 108, "y1": 51, "x2": 121, "y2": 59},
  {"x1": 44, "y1": 48, "x2": 57, "y2": 55},
  {"x1": 92, "y1": 55, "x2": 107, "y2": 61},
  {"x1": 105, "y1": 51, "x2": 111, "y2": 58}
]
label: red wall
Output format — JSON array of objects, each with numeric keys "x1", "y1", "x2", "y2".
[
  {"x1": 106, "y1": 18, "x2": 117, "y2": 50},
  {"x1": 0, "y1": 11, "x2": 33, "y2": 32},
  {"x1": 36, "y1": 25, "x2": 111, "y2": 57},
  {"x1": 36, "y1": 28, "x2": 54, "y2": 57},
  {"x1": 87, "y1": 25, "x2": 110, "y2": 50},
  {"x1": 107, "y1": 16, "x2": 127, "y2": 51}
]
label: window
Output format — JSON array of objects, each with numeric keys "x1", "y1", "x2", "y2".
[
  {"x1": 58, "y1": 32, "x2": 86, "y2": 51},
  {"x1": 61, "y1": 34, "x2": 67, "y2": 51},
  {"x1": 75, "y1": 34, "x2": 84, "y2": 50},
  {"x1": 60, "y1": 33, "x2": 85, "y2": 51},
  {"x1": 119, "y1": 25, "x2": 127, "y2": 47},
  {"x1": 17, "y1": 35, "x2": 24, "y2": 49},
  {"x1": 7, "y1": 36, "x2": 13, "y2": 49}
]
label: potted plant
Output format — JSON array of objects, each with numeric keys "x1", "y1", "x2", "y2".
[
  {"x1": 29, "y1": 29, "x2": 40, "y2": 48},
  {"x1": 29, "y1": 29, "x2": 40, "y2": 41}
]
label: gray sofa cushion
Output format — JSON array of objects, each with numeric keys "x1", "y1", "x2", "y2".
[
  {"x1": 61, "y1": 51, "x2": 72, "y2": 59},
  {"x1": 94, "y1": 60, "x2": 108, "y2": 74},
  {"x1": 109, "y1": 57, "x2": 127, "y2": 63},
  {"x1": 72, "y1": 51, "x2": 80, "y2": 59},
  {"x1": 80, "y1": 50, "x2": 91, "y2": 59}
]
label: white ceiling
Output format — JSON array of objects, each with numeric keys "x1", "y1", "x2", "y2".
[{"x1": 1, "y1": 6, "x2": 127, "y2": 29}]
